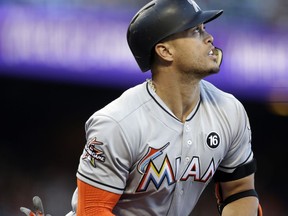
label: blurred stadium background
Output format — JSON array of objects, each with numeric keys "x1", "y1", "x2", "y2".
[{"x1": 0, "y1": 0, "x2": 287, "y2": 215}]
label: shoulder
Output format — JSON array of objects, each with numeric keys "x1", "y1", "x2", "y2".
[
  {"x1": 200, "y1": 80, "x2": 235, "y2": 100},
  {"x1": 200, "y1": 80, "x2": 244, "y2": 111},
  {"x1": 87, "y1": 81, "x2": 151, "y2": 124}
]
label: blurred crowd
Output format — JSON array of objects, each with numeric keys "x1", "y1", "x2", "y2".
[{"x1": 1, "y1": 0, "x2": 288, "y2": 28}]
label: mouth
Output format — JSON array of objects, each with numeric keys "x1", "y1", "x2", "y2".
[
  {"x1": 208, "y1": 49, "x2": 214, "y2": 56},
  {"x1": 208, "y1": 48, "x2": 216, "y2": 58}
]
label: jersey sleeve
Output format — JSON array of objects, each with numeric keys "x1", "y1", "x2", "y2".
[
  {"x1": 76, "y1": 113, "x2": 133, "y2": 194},
  {"x1": 215, "y1": 100, "x2": 255, "y2": 181}
]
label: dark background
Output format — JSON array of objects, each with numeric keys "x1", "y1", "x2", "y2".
[{"x1": 1, "y1": 74, "x2": 287, "y2": 215}]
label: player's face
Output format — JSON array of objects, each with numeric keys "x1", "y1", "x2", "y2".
[{"x1": 166, "y1": 24, "x2": 220, "y2": 79}]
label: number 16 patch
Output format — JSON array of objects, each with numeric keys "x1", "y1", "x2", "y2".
[{"x1": 206, "y1": 132, "x2": 220, "y2": 149}]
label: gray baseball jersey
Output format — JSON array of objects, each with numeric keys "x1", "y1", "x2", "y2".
[{"x1": 68, "y1": 79, "x2": 254, "y2": 216}]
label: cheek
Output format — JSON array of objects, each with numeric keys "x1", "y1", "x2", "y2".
[
  {"x1": 173, "y1": 52, "x2": 198, "y2": 72},
  {"x1": 179, "y1": 48, "x2": 201, "y2": 67},
  {"x1": 175, "y1": 45, "x2": 197, "y2": 62},
  {"x1": 172, "y1": 40, "x2": 203, "y2": 68}
]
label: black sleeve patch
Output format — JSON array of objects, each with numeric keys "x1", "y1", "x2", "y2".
[{"x1": 213, "y1": 158, "x2": 257, "y2": 182}]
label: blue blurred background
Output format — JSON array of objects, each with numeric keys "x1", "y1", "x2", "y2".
[{"x1": 0, "y1": 0, "x2": 287, "y2": 215}]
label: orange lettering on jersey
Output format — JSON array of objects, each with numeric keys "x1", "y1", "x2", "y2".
[
  {"x1": 136, "y1": 155, "x2": 175, "y2": 192},
  {"x1": 137, "y1": 142, "x2": 170, "y2": 174},
  {"x1": 136, "y1": 144, "x2": 217, "y2": 193},
  {"x1": 181, "y1": 157, "x2": 216, "y2": 182}
]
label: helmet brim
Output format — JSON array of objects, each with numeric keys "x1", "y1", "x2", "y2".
[{"x1": 162, "y1": 9, "x2": 223, "y2": 44}]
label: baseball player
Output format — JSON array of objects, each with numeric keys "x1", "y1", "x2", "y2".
[{"x1": 21, "y1": 0, "x2": 262, "y2": 215}]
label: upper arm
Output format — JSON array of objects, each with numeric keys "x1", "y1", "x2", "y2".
[
  {"x1": 219, "y1": 173, "x2": 255, "y2": 200},
  {"x1": 78, "y1": 114, "x2": 132, "y2": 194},
  {"x1": 214, "y1": 159, "x2": 260, "y2": 215}
]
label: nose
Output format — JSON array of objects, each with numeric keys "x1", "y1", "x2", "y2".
[{"x1": 205, "y1": 31, "x2": 214, "y2": 44}]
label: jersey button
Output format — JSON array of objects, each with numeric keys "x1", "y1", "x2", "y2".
[
  {"x1": 187, "y1": 139, "x2": 192, "y2": 146},
  {"x1": 185, "y1": 125, "x2": 191, "y2": 132}
]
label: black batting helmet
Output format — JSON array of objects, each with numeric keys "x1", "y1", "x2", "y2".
[{"x1": 127, "y1": 0, "x2": 223, "y2": 72}]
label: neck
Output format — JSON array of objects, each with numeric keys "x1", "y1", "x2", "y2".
[{"x1": 148, "y1": 76, "x2": 201, "y2": 122}]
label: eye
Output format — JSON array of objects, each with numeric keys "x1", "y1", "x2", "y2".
[
  {"x1": 188, "y1": 25, "x2": 205, "y2": 37},
  {"x1": 193, "y1": 26, "x2": 201, "y2": 33}
]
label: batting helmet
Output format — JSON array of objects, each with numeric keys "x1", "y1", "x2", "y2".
[{"x1": 127, "y1": 0, "x2": 223, "y2": 72}]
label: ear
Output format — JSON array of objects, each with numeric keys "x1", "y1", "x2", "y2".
[{"x1": 154, "y1": 42, "x2": 173, "y2": 62}]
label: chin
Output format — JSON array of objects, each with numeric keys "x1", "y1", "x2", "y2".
[
  {"x1": 191, "y1": 65, "x2": 220, "y2": 79},
  {"x1": 210, "y1": 66, "x2": 220, "y2": 74}
]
